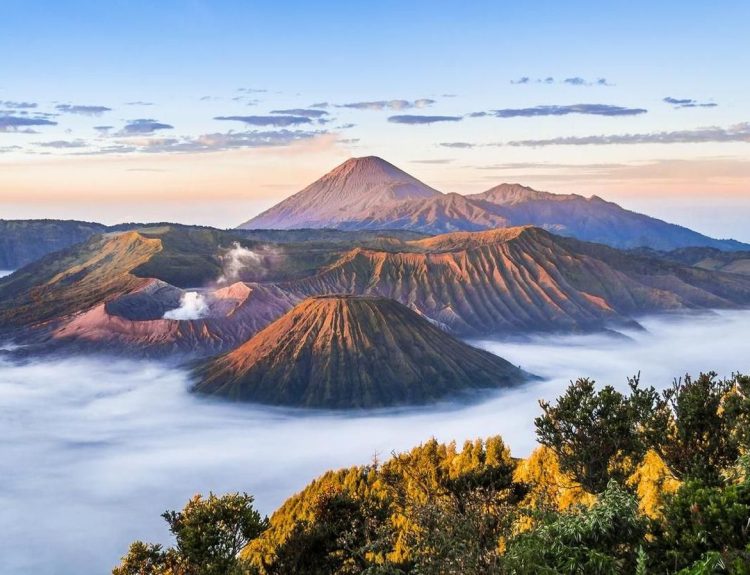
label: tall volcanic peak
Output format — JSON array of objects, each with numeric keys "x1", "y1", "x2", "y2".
[
  {"x1": 238, "y1": 156, "x2": 441, "y2": 230},
  {"x1": 237, "y1": 157, "x2": 748, "y2": 251},
  {"x1": 192, "y1": 295, "x2": 528, "y2": 409}
]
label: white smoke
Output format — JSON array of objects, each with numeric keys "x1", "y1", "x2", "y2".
[
  {"x1": 218, "y1": 242, "x2": 263, "y2": 285},
  {"x1": 163, "y1": 291, "x2": 209, "y2": 320}
]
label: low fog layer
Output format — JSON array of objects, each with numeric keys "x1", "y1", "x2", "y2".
[{"x1": 1, "y1": 310, "x2": 749, "y2": 574}]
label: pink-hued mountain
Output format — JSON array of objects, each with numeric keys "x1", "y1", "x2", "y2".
[
  {"x1": 238, "y1": 157, "x2": 748, "y2": 252},
  {"x1": 239, "y1": 156, "x2": 441, "y2": 229}
]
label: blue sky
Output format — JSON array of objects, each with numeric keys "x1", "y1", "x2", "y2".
[{"x1": 1, "y1": 0, "x2": 749, "y2": 237}]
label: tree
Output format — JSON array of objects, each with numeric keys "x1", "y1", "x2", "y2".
[
  {"x1": 113, "y1": 492, "x2": 267, "y2": 575},
  {"x1": 647, "y1": 372, "x2": 750, "y2": 485},
  {"x1": 534, "y1": 376, "x2": 658, "y2": 493},
  {"x1": 265, "y1": 489, "x2": 400, "y2": 575},
  {"x1": 112, "y1": 541, "x2": 169, "y2": 575},
  {"x1": 163, "y1": 492, "x2": 268, "y2": 575},
  {"x1": 503, "y1": 481, "x2": 648, "y2": 574},
  {"x1": 649, "y1": 477, "x2": 750, "y2": 572},
  {"x1": 386, "y1": 437, "x2": 525, "y2": 574}
]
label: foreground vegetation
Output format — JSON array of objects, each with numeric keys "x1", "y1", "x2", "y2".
[{"x1": 115, "y1": 372, "x2": 750, "y2": 574}]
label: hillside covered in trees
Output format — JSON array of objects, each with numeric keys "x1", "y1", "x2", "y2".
[{"x1": 114, "y1": 371, "x2": 750, "y2": 574}]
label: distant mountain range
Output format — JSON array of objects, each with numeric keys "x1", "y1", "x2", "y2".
[
  {"x1": 193, "y1": 295, "x2": 528, "y2": 408},
  {"x1": 0, "y1": 219, "x2": 107, "y2": 269},
  {"x1": 4, "y1": 224, "x2": 750, "y2": 358},
  {"x1": 1, "y1": 156, "x2": 746, "y2": 273},
  {"x1": 2, "y1": 157, "x2": 750, "y2": 409},
  {"x1": 240, "y1": 156, "x2": 748, "y2": 252}
]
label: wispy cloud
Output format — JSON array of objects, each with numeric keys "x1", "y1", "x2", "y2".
[
  {"x1": 94, "y1": 125, "x2": 114, "y2": 134},
  {"x1": 55, "y1": 104, "x2": 112, "y2": 116},
  {"x1": 34, "y1": 139, "x2": 88, "y2": 149},
  {"x1": 135, "y1": 129, "x2": 324, "y2": 153},
  {"x1": 439, "y1": 142, "x2": 475, "y2": 149},
  {"x1": 75, "y1": 129, "x2": 325, "y2": 155},
  {"x1": 124, "y1": 101, "x2": 154, "y2": 106},
  {"x1": 0, "y1": 115, "x2": 57, "y2": 132},
  {"x1": 0, "y1": 100, "x2": 37, "y2": 109},
  {"x1": 511, "y1": 76, "x2": 613, "y2": 86},
  {"x1": 338, "y1": 99, "x2": 435, "y2": 111},
  {"x1": 479, "y1": 104, "x2": 647, "y2": 118},
  {"x1": 563, "y1": 77, "x2": 613, "y2": 86},
  {"x1": 117, "y1": 118, "x2": 174, "y2": 136},
  {"x1": 214, "y1": 115, "x2": 312, "y2": 127},
  {"x1": 270, "y1": 108, "x2": 328, "y2": 118},
  {"x1": 663, "y1": 96, "x2": 717, "y2": 109},
  {"x1": 411, "y1": 158, "x2": 453, "y2": 164},
  {"x1": 475, "y1": 161, "x2": 627, "y2": 171},
  {"x1": 505, "y1": 122, "x2": 750, "y2": 146},
  {"x1": 388, "y1": 114, "x2": 462, "y2": 125}
]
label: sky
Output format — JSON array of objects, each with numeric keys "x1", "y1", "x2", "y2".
[{"x1": 1, "y1": 0, "x2": 749, "y2": 238}]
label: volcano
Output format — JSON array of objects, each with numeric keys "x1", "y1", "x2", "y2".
[
  {"x1": 192, "y1": 295, "x2": 528, "y2": 409},
  {"x1": 238, "y1": 156, "x2": 441, "y2": 229}
]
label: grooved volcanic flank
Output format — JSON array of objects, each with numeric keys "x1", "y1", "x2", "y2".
[
  {"x1": 192, "y1": 295, "x2": 528, "y2": 408},
  {"x1": 239, "y1": 156, "x2": 441, "y2": 229}
]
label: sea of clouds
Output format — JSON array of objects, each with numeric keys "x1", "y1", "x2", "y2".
[{"x1": 0, "y1": 309, "x2": 749, "y2": 574}]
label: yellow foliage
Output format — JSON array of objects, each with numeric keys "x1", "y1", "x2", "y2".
[
  {"x1": 243, "y1": 435, "x2": 515, "y2": 567},
  {"x1": 627, "y1": 450, "x2": 680, "y2": 518},
  {"x1": 513, "y1": 446, "x2": 594, "y2": 512}
]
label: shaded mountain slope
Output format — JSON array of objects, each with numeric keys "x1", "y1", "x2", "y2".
[
  {"x1": 50, "y1": 281, "x2": 297, "y2": 356},
  {"x1": 237, "y1": 157, "x2": 747, "y2": 251},
  {"x1": 0, "y1": 219, "x2": 106, "y2": 269},
  {"x1": 193, "y1": 295, "x2": 528, "y2": 408},
  {"x1": 0, "y1": 231, "x2": 161, "y2": 328},
  {"x1": 633, "y1": 247, "x2": 750, "y2": 276},
  {"x1": 270, "y1": 227, "x2": 750, "y2": 336},
  {"x1": 337, "y1": 192, "x2": 510, "y2": 234},
  {"x1": 469, "y1": 184, "x2": 747, "y2": 251},
  {"x1": 239, "y1": 156, "x2": 441, "y2": 229},
  {"x1": 5, "y1": 225, "x2": 750, "y2": 356}
]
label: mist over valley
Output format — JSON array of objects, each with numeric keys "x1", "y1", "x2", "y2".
[{"x1": 1, "y1": 309, "x2": 748, "y2": 574}]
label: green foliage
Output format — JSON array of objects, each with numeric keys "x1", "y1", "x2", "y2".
[
  {"x1": 116, "y1": 372, "x2": 750, "y2": 574},
  {"x1": 649, "y1": 478, "x2": 750, "y2": 572},
  {"x1": 647, "y1": 372, "x2": 750, "y2": 485},
  {"x1": 163, "y1": 492, "x2": 267, "y2": 575},
  {"x1": 265, "y1": 490, "x2": 401, "y2": 575},
  {"x1": 534, "y1": 376, "x2": 658, "y2": 493},
  {"x1": 503, "y1": 481, "x2": 648, "y2": 574},
  {"x1": 112, "y1": 541, "x2": 169, "y2": 575},
  {"x1": 112, "y1": 492, "x2": 267, "y2": 575}
]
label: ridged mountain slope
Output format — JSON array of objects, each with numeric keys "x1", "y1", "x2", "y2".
[
  {"x1": 337, "y1": 192, "x2": 510, "y2": 234},
  {"x1": 0, "y1": 231, "x2": 161, "y2": 328},
  {"x1": 469, "y1": 185, "x2": 747, "y2": 251},
  {"x1": 0, "y1": 219, "x2": 107, "y2": 269},
  {"x1": 193, "y1": 295, "x2": 528, "y2": 408},
  {"x1": 237, "y1": 157, "x2": 747, "y2": 251},
  {"x1": 238, "y1": 156, "x2": 441, "y2": 229},
  {"x1": 269, "y1": 227, "x2": 750, "y2": 335}
]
